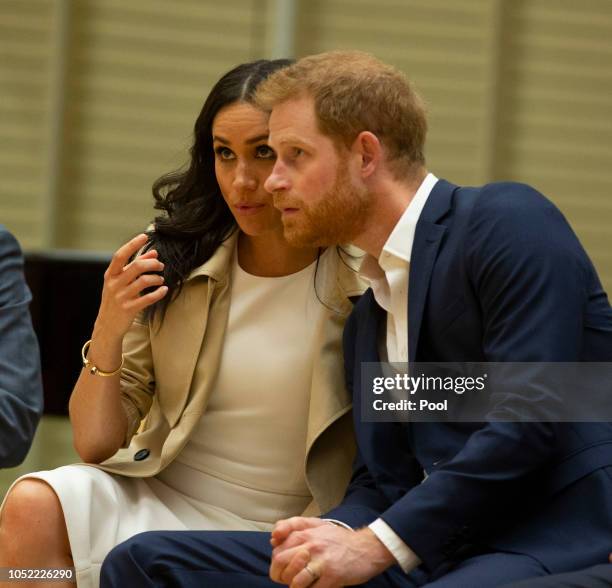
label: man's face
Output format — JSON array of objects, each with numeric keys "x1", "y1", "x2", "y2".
[{"x1": 264, "y1": 96, "x2": 371, "y2": 247}]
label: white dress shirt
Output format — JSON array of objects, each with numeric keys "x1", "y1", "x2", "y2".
[
  {"x1": 360, "y1": 173, "x2": 438, "y2": 363},
  {"x1": 360, "y1": 173, "x2": 438, "y2": 572}
]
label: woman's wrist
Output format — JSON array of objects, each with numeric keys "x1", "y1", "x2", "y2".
[{"x1": 89, "y1": 322, "x2": 124, "y2": 372}]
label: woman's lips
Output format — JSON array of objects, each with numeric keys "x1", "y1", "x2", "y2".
[{"x1": 234, "y1": 203, "x2": 265, "y2": 215}]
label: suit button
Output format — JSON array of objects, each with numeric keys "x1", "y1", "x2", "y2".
[{"x1": 134, "y1": 449, "x2": 150, "y2": 461}]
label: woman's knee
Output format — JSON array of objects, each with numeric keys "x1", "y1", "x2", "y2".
[{"x1": 1, "y1": 478, "x2": 64, "y2": 532}]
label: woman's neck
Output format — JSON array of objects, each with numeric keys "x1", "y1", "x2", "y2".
[{"x1": 237, "y1": 231, "x2": 320, "y2": 277}]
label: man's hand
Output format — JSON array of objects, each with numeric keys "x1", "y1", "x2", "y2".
[
  {"x1": 270, "y1": 517, "x2": 328, "y2": 548},
  {"x1": 270, "y1": 521, "x2": 395, "y2": 587}
]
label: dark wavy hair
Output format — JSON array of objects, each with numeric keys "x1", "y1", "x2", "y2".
[{"x1": 143, "y1": 59, "x2": 293, "y2": 319}]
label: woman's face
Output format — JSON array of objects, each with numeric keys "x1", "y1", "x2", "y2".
[{"x1": 212, "y1": 101, "x2": 282, "y2": 237}]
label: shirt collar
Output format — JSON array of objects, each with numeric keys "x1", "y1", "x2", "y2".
[
  {"x1": 360, "y1": 173, "x2": 438, "y2": 281},
  {"x1": 383, "y1": 172, "x2": 438, "y2": 263}
]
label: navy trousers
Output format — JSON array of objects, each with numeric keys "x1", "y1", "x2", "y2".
[
  {"x1": 100, "y1": 530, "x2": 550, "y2": 588},
  {"x1": 502, "y1": 564, "x2": 612, "y2": 588}
]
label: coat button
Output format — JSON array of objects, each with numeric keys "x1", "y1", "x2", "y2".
[{"x1": 134, "y1": 449, "x2": 150, "y2": 461}]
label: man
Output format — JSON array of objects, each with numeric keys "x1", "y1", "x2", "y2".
[
  {"x1": 0, "y1": 225, "x2": 43, "y2": 467},
  {"x1": 101, "y1": 51, "x2": 612, "y2": 587}
]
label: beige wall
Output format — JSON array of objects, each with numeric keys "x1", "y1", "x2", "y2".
[{"x1": 1, "y1": 0, "x2": 611, "y2": 291}]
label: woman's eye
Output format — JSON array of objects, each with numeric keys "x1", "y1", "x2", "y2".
[
  {"x1": 256, "y1": 145, "x2": 276, "y2": 159},
  {"x1": 215, "y1": 147, "x2": 235, "y2": 160},
  {"x1": 292, "y1": 147, "x2": 304, "y2": 158}
]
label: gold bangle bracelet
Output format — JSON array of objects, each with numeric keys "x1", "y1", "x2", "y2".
[{"x1": 81, "y1": 339, "x2": 124, "y2": 377}]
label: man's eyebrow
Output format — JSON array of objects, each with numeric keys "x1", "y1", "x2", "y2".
[
  {"x1": 272, "y1": 135, "x2": 314, "y2": 148},
  {"x1": 213, "y1": 134, "x2": 269, "y2": 145}
]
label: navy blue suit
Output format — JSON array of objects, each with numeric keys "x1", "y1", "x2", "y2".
[
  {"x1": 101, "y1": 181, "x2": 612, "y2": 587},
  {"x1": 326, "y1": 180, "x2": 612, "y2": 577},
  {"x1": 0, "y1": 225, "x2": 43, "y2": 467}
]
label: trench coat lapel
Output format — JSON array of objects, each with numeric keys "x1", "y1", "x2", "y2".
[{"x1": 152, "y1": 233, "x2": 236, "y2": 428}]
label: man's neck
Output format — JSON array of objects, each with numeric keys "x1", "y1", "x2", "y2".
[{"x1": 353, "y1": 169, "x2": 428, "y2": 258}]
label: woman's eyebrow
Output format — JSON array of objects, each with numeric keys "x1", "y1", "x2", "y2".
[
  {"x1": 245, "y1": 133, "x2": 270, "y2": 145},
  {"x1": 212, "y1": 134, "x2": 269, "y2": 145}
]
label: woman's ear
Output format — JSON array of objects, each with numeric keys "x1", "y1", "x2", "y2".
[{"x1": 352, "y1": 131, "x2": 382, "y2": 179}]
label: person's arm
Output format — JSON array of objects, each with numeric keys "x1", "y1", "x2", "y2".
[
  {"x1": 325, "y1": 304, "x2": 424, "y2": 526},
  {"x1": 379, "y1": 183, "x2": 591, "y2": 571},
  {"x1": 270, "y1": 305, "x2": 424, "y2": 578},
  {"x1": 69, "y1": 234, "x2": 167, "y2": 463},
  {"x1": 0, "y1": 227, "x2": 43, "y2": 467},
  {"x1": 322, "y1": 449, "x2": 397, "y2": 527}
]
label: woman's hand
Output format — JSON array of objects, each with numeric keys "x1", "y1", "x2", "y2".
[{"x1": 95, "y1": 233, "x2": 168, "y2": 341}]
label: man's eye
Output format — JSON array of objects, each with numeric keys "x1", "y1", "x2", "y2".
[
  {"x1": 293, "y1": 147, "x2": 304, "y2": 158},
  {"x1": 215, "y1": 147, "x2": 235, "y2": 160},
  {"x1": 256, "y1": 145, "x2": 276, "y2": 159}
]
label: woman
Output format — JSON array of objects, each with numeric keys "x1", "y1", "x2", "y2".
[{"x1": 0, "y1": 60, "x2": 363, "y2": 587}]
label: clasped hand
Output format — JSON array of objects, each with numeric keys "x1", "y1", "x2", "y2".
[{"x1": 269, "y1": 517, "x2": 395, "y2": 587}]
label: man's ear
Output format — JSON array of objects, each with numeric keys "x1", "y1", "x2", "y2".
[{"x1": 352, "y1": 131, "x2": 382, "y2": 179}]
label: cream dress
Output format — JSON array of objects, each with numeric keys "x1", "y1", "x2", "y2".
[{"x1": 1, "y1": 252, "x2": 325, "y2": 587}]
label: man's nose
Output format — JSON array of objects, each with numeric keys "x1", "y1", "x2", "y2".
[{"x1": 264, "y1": 162, "x2": 289, "y2": 194}]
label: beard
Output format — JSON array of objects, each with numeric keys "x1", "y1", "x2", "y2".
[{"x1": 281, "y1": 161, "x2": 372, "y2": 247}]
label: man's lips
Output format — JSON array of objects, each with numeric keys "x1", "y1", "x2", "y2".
[{"x1": 274, "y1": 201, "x2": 300, "y2": 215}]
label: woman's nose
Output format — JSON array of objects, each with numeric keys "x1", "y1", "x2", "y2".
[{"x1": 233, "y1": 162, "x2": 257, "y2": 191}]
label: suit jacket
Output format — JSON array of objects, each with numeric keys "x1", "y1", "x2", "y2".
[
  {"x1": 97, "y1": 232, "x2": 366, "y2": 516},
  {"x1": 0, "y1": 225, "x2": 43, "y2": 467},
  {"x1": 327, "y1": 180, "x2": 612, "y2": 574}
]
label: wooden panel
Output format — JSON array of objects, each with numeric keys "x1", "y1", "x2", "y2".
[
  {"x1": 498, "y1": 0, "x2": 612, "y2": 293},
  {"x1": 58, "y1": 0, "x2": 262, "y2": 250},
  {"x1": 297, "y1": 0, "x2": 499, "y2": 186},
  {"x1": 0, "y1": 0, "x2": 55, "y2": 248}
]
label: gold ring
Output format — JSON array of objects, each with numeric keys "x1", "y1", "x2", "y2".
[{"x1": 304, "y1": 563, "x2": 319, "y2": 581}]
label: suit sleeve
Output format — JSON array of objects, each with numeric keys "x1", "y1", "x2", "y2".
[
  {"x1": 0, "y1": 227, "x2": 43, "y2": 467},
  {"x1": 379, "y1": 184, "x2": 593, "y2": 570},
  {"x1": 323, "y1": 448, "x2": 393, "y2": 528}
]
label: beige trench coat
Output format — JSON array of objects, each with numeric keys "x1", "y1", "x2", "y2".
[{"x1": 96, "y1": 232, "x2": 365, "y2": 516}]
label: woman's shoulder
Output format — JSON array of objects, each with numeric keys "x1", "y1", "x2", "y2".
[
  {"x1": 319, "y1": 245, "x2": 367, "y2": 301},
  {"x1": 184, "y1": 231, "x2": 239, "y2": 283}
]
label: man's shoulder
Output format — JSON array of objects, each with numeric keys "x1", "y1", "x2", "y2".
[
  {"x1": 0, "y1": 224, "x2": 22, "y2": 255},
  {"x1": 452, "y1": 180, "x2": 550, "y2": 208},
  {"x1": 0, "y1": 225, "x2": 29, "y2": 306},
  {"x1": 462, "y1": 181, "x2": 556, "y2": 213},
  {"x1": 446, "y1": 180, "x2": 565, "y2": 232}
]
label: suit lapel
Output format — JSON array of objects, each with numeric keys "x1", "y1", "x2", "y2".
[
  {"x1": 408, "y1": 180, "x2": 456, "y2": 362},
  {"x1": 351, "y1": 290, "x2": 386, "y2": 423},
  {"x1": 357, "y1": 290, "x2": 386, "y2": 364}
]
